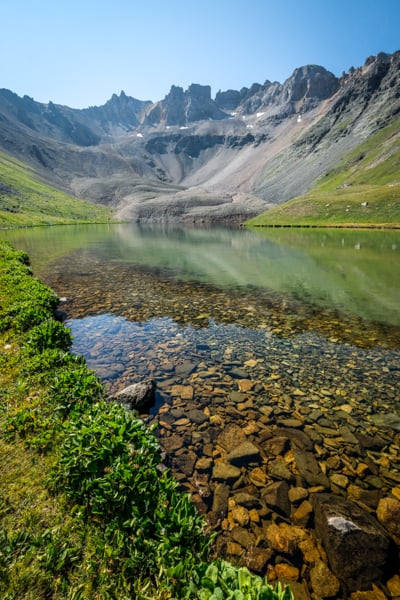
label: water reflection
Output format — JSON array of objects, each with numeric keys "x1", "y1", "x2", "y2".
[{"x1": 2, "y1": 223, "x2": 399, "y2": 326}]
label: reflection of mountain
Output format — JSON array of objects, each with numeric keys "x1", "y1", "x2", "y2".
[
  {"x1": 4, "y1": 224, "x2": 399, "y2": 327},
  {"x1": 113, "y1": 225, "x2": 400, "y2": 326}
]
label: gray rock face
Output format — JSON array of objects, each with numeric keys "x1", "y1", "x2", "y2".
[
  {"x1": 112, "y1": 379, "x2": 155, "y2": 410},
  {"x1": 312, "y1": 493, "x2": 394, "y2": 592}
]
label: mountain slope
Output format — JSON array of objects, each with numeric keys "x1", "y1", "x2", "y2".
[
  {"x1": 0, "y1": 151, "x2": 111, "y2": 226},
  {"x1": 0, "y1": 50, "x2": 399, "y2": 224}
]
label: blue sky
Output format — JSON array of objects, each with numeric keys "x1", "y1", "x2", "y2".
[{"x1": 1, "y1": 0, "x2": 399, "y2": 108}]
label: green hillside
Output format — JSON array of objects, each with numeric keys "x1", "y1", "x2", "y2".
[
  {"x1": 0, "y1": 152, "x2": 111, "y2": 227},
  {"x1": 247, "y1": 120, "x2": 400, "y2": 228}
]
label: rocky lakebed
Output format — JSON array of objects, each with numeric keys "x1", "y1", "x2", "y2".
[{"x1": 46, "y1": 254, "x2": 400, "y2": 600}]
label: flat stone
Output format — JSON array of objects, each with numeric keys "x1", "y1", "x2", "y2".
[
  {"x1": 175, "y1": 361, "x2": 197, "y2": 377},
  {"x1": 330, "y1": 473, "x2": 349, "y2": 489},
  {"x1": 249, "y1": 466, "x2": 267, "y2": 487},
  {"x1": 195, "y1": 457, "x2": 212, "y2": 472},
  {"x1": 274, "y1": 428, "x2": 313, "y2": 451},
  {"x1": 217, "y1": 424, "x2": 246, "y2": 452},
  {"x1": 238, "y1": 378, "x2": 254, "y2": 392},
  {"x1": 263, "y1": 436, "x2": 289, "y2": 456},
  {"x1": 160, "y1": 434, "x2": 184, "y2": 453},
  {"x1": 268, "y1": 457, "x2": 293, "y2": 481},
  {"x1": 231, "y1": 505, "x2": 250, "y2": 527},
  {"x1": 169, "y1": 384, "x2": 194, "y2": 400},
  {"x1": 186, "y1": 408, "x2": 208, "y2": 424},
  {"x1": 228, "y1": 441, "x2": 261, "y2": 467},
  {"x1": 212, "y1": 462, "x2": 241, "y2": 483},
  {"x1": 347, "y1": 484, "x2": 382, "y2": 509},
  {"x1": 293, "y1": 447, "x2": 330, "y2": 488},
  {"x1": 233, "y1": 491, "x2": 261, "y2": 509}
]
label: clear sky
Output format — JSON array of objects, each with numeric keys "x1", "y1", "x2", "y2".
[{"x1": 1, "y1": 0, "x2": 399, "y2": 108}]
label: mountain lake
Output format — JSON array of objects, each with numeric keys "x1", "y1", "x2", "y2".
[{"x1": 3, "y1": 222, "x2": 400, "y2": 589}]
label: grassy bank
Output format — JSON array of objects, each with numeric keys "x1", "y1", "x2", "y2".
[
  {"x1": 0, "y1": 240, "x2": 293, "y2": 600},
  {"x1": 0, "y1": 151, "x2": 111, "y2": 226},
  {"x1": 247, "y1": 120, "x2": 400, "y2": 228}
]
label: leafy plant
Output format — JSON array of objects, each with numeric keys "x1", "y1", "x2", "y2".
[
  {"x1": 193, "y1": 560, "x2": 294, "y2": 600},
  {"x1": 25, "y1": 320, "x2": 72, "y2": 354}
]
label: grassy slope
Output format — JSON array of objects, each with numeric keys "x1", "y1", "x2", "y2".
[
  {"x1": 247, "y1": 120, "x2": 400, "y2": 228},
  {"x1": 0, "y1": 151, "x2": 111, "y2": 226}
]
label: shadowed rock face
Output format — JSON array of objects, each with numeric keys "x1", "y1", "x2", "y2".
[
  {"x1": 312, "y1": 493, "x2": 396, "y2": 593},
  {"x1": 0, "y1": 51, "x2": 399, "y2": 222}
]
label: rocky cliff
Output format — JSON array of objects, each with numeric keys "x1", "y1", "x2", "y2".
[{"x1": 0, "y1": 50, "x2": 399, "y2": 222}]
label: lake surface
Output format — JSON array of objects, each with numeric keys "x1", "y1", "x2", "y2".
[{"x1": 3, "y1": 223, "x2": 400, "y2": 591}]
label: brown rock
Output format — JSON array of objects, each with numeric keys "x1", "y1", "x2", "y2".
[
  {"x1": 347, "y1": 484, "x2": 382, "y2": 509},
  {"x1": 169, "y1": 384, "x2": 194, "y2": 399},
  {"x1": 288, "y1": 486, "x2": 309, "y2": 504},
  {"x1": 195, "y1": 456, "x2": 212, "y2": 472},
  {"x1": 293, "y1": 447, "x2": 330, "y2": 488},
  {"x1": 231, "y1": 505, "x2": 250, "y2": 527},
  {"x1": 263, "y1": 436, "x2": 289, "y2": 456},
  {"x1": 212, "y1": 462, "x2": 241, "y2": 483},
  {"x1": 160, "y1": 434, "x2": 184, "y2": 452},
  {"x1": 387, "y1": 574, "x2": 400, "y2": 597},
  {"x1": 249, "y1": 466, "x2": 267, "y2": 487},
  {"x1": 231, "y1": 526, "x2": 255, "y2": 548},
  {"x1": 350, "y1": 584, "x2": 388, "y2": 599},
  {"x1": 293, "y1": 500, "x2": 313, "y2": 527},
  {"x1": 171, "y1": 449, "x2": 197, "y2": 476},
  {"x1": 377, "y1": 497, "x2": 400, "y2": 543},
  {"x1": 209, "y1": 483, "x2": 230, "y2": 524},
  {"x1": 265, "y1": 523, "x2": 306, "y2": 555},
  {"x1": 217, "y1": 424, "x2": 246, "y2": 452},
  {"x1": 275, "y1": 563, "x2": 300, "y2": 582},
  {"x1": 262, "y1": 481, "x2": 291, "y2": 517},
  {"x1": 228, "y1": 441, "x2": 261, "y2": 467},
  {"x1": 238, "y1": 379, "x2": 254, "y2": 392},
  {"x1": 309, "y1": 560, "x2": 341, "y2": 598},
  {"x1": 243, "y1": 547, "x2": 273, "y2": 574}
]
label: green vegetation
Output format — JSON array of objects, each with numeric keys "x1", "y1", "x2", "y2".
[
  {"x1": 0, "y1": 151, "x2": 111, "y2": 226},
  {"x1": 247, "y1": 120, "x2": 400, "y2": 228},
  {"x1": 0, "y1": 240, "x2": 293, "y2": 599}
]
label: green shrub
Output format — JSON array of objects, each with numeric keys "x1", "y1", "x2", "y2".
[{"x1": 25, "y1": 320, "x2": 72, "y2": 354}]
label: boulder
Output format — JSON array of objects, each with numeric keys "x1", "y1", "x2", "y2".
[
  {"x1": 312, "y1": 493, "x2": 393, "y2": 592},
  {"x1": 112, "y1": 380, "x2": 155, "y2": 410}
]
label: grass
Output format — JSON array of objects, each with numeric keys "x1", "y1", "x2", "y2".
[
  {"x1": 0, "y1": 240, "x2": 293, "y2": 600},
  {"x1": 247, "y1": 120, "x2": 400, "y2": 228},
  {"x1": 0, "y1": 151, "x2": 112, "y2": 227}
]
